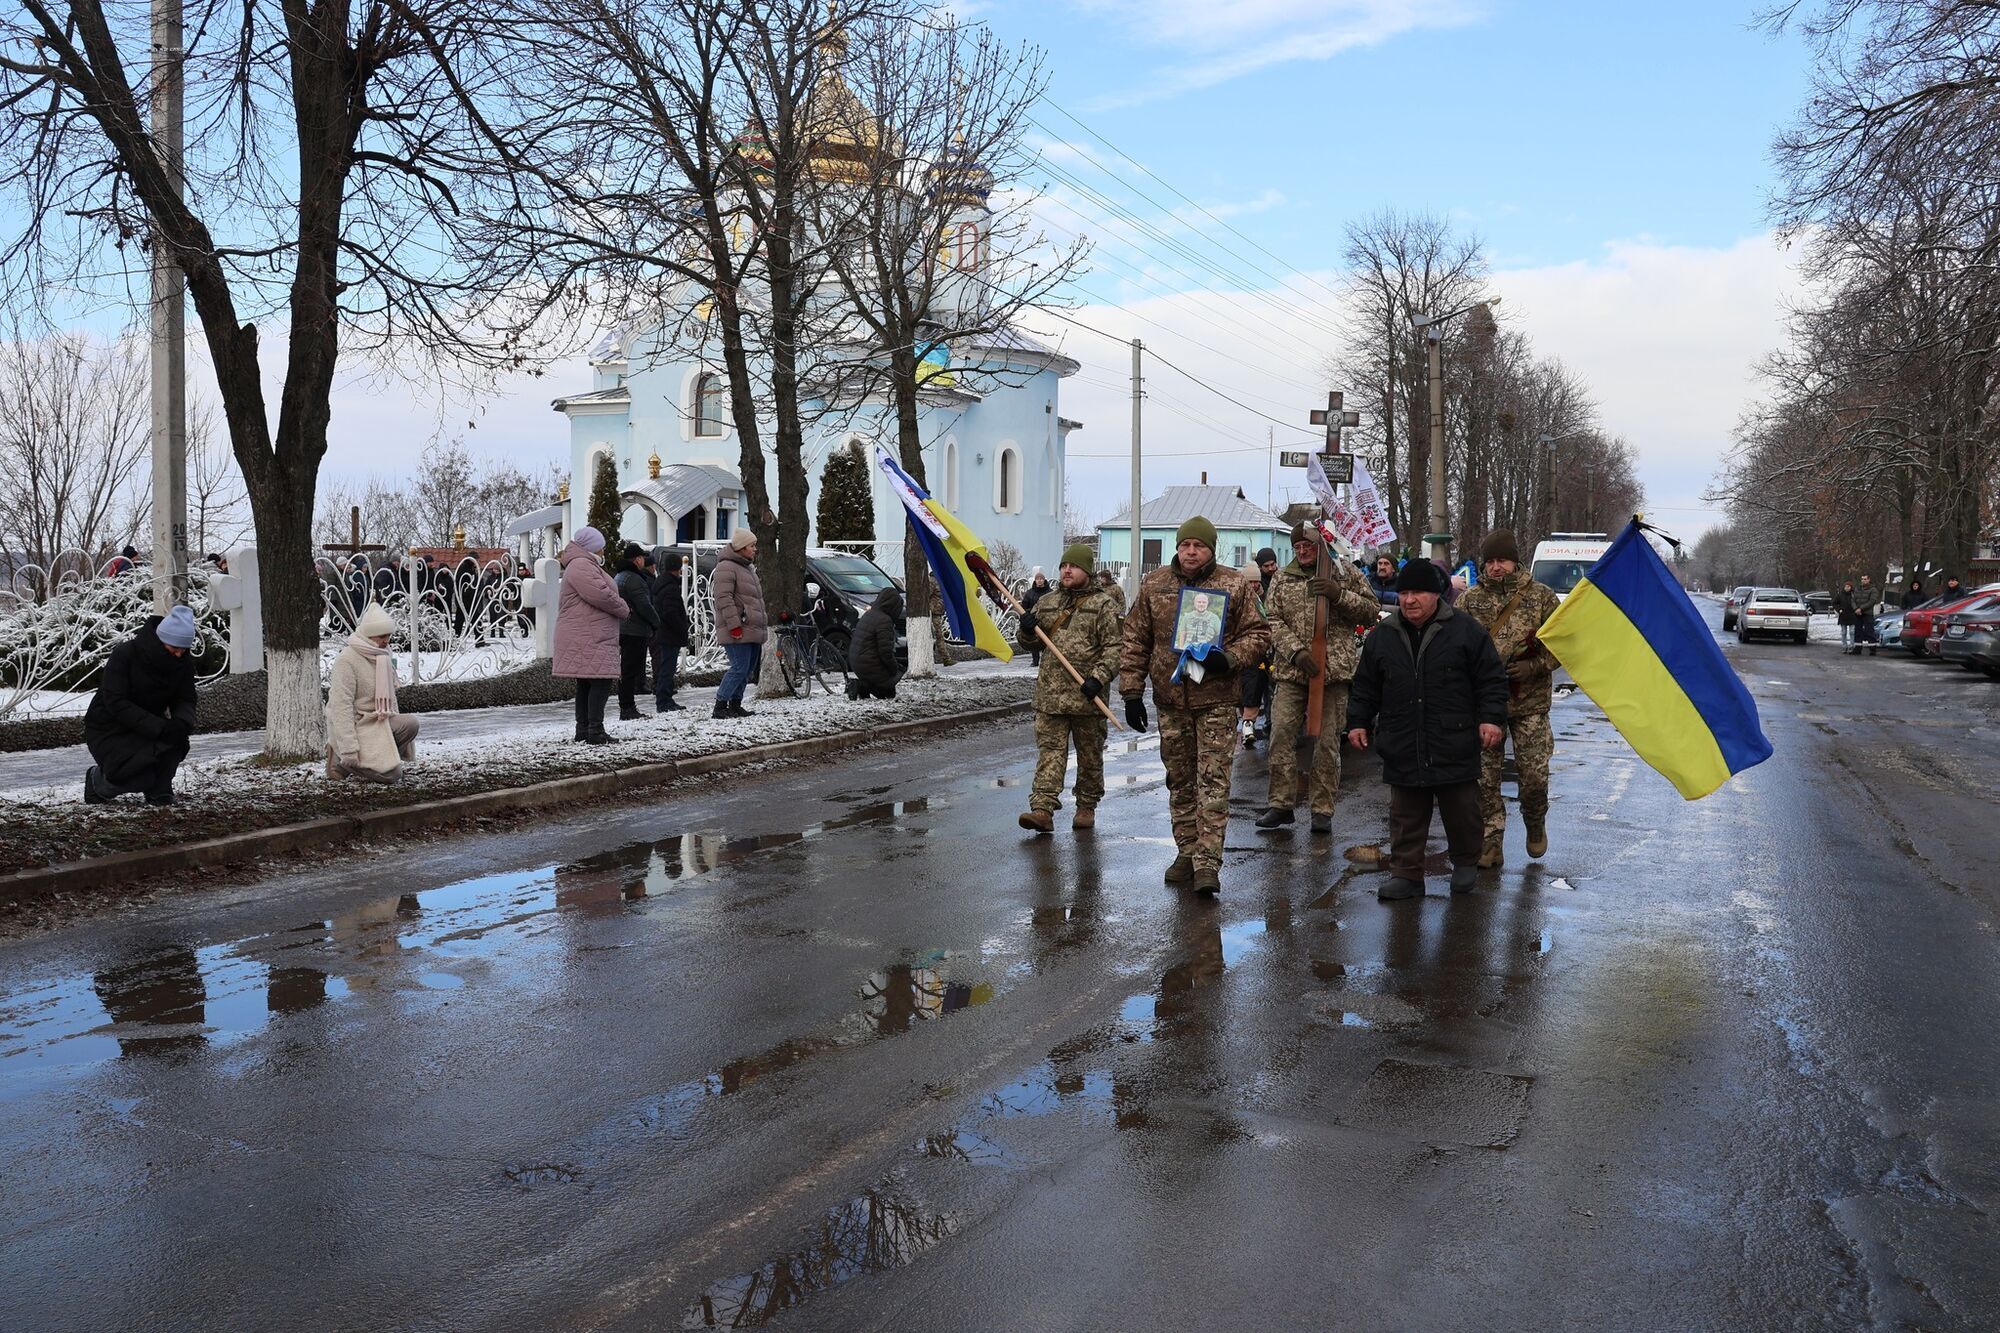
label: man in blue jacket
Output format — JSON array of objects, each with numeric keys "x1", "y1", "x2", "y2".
[{"x1": 1347, "y1": 558, "x2": 1508, "y2": 901}]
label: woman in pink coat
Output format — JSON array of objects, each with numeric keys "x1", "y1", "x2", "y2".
[{"x1": 554, "y1": 526, "x2": 629, "y2": 743}]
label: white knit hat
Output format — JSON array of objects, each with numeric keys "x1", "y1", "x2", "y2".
[
  {"x1": 729, "y1": 527, "x2": 757, "y2": 552},
  {"x1": 356, "y1": 603, "x2": 396, "y2": 638}
]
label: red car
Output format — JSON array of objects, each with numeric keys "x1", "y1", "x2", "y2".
[{"x1": 1902, "y1": 583, "x2": 2000, "y2": 655}]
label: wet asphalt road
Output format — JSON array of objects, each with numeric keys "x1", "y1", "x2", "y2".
[{"x1": 2, "y1": 602, "x2": 1997, "y2": 1331}]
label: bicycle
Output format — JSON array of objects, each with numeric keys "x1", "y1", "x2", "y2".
[{"x1": 773, "y1": 615, "x2": 847, "y2": 698}]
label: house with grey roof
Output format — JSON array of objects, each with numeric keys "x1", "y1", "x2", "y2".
[{"x1": 1097, "y1": 485, "x2": 1290, "y2": 575}]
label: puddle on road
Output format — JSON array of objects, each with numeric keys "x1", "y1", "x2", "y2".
[{"x1": 681, "y1": 1187, "x2": 958, "y2": 1329}]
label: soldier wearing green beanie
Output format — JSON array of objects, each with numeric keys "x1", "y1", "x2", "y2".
[
  {"x1": 1117, "y1": 513, "x2": 1271, "y2": 893},
  {"x1": 1017, "y1": 545, "x2": 1122, "y2": 833}
]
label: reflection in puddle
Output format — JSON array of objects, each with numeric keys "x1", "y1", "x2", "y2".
[{"x1": 682, "y1": 1188, "x2": 957, "y2": 1329}]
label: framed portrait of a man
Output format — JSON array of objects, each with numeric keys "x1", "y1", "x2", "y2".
[{"x1": 1171, "y1": 588, "x2": 1228, "y2": 654}]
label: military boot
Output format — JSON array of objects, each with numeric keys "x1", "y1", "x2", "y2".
[
  {"x1": 1254, "y1": 806, "x2": 1294, "y2": 830},
  {"x1": 1477, "y1": 837, "x2": 1505, "y2": 869},
  {"x1": 1018, "y1": 810, "x2": 1054, "y2": 835},
  {"x1": 1072, "y1": 806, "x2": 1096, "y2": 830},
  {"x1": 1378, "y1": 877, "x2": 1423, "y2": 901},
  {"x1": 1163, "y1": 853, "x2": 1195, "y2": 885},
  {"x1": 1525, "y1": 817, "x2": 1548, "y2": 859},
  {"x1": 1310, "y1": 812, "x2": 1333, "y2": 835},
  {"x1": 1191, "y1": 865, "x2": 1221, "y2": 895}
]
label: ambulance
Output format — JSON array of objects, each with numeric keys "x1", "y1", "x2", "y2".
[{"x1": 1529, "y1": 533, "x2": 1614, "y2": 600}]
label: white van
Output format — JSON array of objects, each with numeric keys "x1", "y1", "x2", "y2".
[{"x1": 1530, "y1": 533, "x2": 1613, "y2": 600}]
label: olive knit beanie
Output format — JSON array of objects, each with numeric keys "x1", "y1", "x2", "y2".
[
  {"x1": 1059, "y1": 543, "x2": 1095, "y2": 575},
  {"x1": 1175, "y1": 516, "x2": 1218, "y2": 552},
  {"x1": 1479, "y1": 529, "x2": 1521, "y2": 565}
]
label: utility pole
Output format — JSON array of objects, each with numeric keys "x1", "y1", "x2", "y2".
[
  {"x1": 1424, "y1": 325, "x2": 1447, "y2": 563},
  {"x1": 1265, "y1": 424, "x2": 1274, "y2": 512},
  {"x1": 149, "y1": 0, "x2": 188, "y2": 613},
  {"x1": 1128, "y1": 338, "x2": 1143, "y2": 602}
]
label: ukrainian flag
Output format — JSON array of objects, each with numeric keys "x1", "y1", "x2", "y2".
[
  {"x1": 870, "y1": 446, "x2": 1014, "y2": 663},
  {"x1": 1538, "y1": 520, "x2": 1771, "y2": 799}
]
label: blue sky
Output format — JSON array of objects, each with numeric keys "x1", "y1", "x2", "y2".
[{"x1": 306, "y1": 0, "x2": 1817, "y2": 540}]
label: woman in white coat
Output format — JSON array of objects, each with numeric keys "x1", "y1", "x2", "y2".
[{"x1": 326, "y1": 603, "x2": 419, "y2": 782}]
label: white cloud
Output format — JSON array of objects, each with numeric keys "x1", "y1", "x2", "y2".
[
  {"x1": 1493, "y1": 232, "x2": 1806, "y2": 537},
  {"x1": 1042, "y1": 231, "x2": 1805, "y2": 539},
  {"x1": 1080, "y1": 0, "x2": 1480, "y2": 109}
]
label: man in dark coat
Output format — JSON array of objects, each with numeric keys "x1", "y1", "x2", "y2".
[
  {"x1": 648, "y1": 548, "x2": 692, "y2": 711},
  {"x1": 1347, "y1": 558, "x2": 1508, "y2": 901},
  {"x1": 847, "y1": 588, "x2": 904, "y2": 700},
  {"x1": 84, "y1": 605, "x2": 200, "y2": 805},
  {"x1": 611, "y1": 543, "x2": 660, "y2": 719}
]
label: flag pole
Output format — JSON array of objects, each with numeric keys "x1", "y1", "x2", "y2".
[{"x1": 966, "y1": 554, "x2": 1124, "y2": 731}]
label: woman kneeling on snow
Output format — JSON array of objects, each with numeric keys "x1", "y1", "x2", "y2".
[{"x1": 326, "y1": 604, "x2": 419, "y2": 782}]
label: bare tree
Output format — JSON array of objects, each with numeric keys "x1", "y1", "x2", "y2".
[
  {"x1": 0, "y1": 329, "x2": 150, "y2": 572},
  {"x1": 186, "y1": 400, "x2": 250, "y2": 559},
  {"x1": 0, "y1": 0, "x2": 570, "y2": 752},
  {"x1": 804, "y1": 12, "x2": 1085, "y2": 669}
]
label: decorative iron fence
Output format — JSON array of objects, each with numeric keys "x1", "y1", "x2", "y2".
[
  {"x1": 0, "y1": 557, "x2": 229, "y2": 720},
  {"x1": 317, "y1": 554, "x2": 535, "y2": 686}
]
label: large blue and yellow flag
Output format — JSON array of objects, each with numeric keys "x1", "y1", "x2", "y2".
[
  {"x1": 1538, "y1": 520, "x2": 1771, "y2": 799},
  {"x1": 871, "y1": 446, "x2": 1013, "y2": 663}
]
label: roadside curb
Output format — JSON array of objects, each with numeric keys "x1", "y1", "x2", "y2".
[{"x1": 1, "y1": 700, "x2": 1031, "y2": 902}]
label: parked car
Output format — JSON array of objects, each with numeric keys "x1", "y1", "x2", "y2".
[
  {"x1": 1737, "y1": 587, "x2": 1809, "y2": 644},
  {"x1": 1936, "y1": 594, "x2": 2000, "y2": 675},
  {"x1": 1804, "y1": 590, "x2": 1834, "y2": 615},
  {"x1": 656, "y1": 543, "x2": 904, "y2": 661},
  {"x1": 1722, "y1": 585, "x2": 1754, "y2": 632},
  {"x1": 1874, "y1": 609, "x2": 1905, "y2": 653},
  {"x1": 1901, "y1": 583, "x2": 2000, "y2": 656}
]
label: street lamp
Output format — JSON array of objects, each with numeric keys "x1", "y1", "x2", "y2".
[{"x1": 1410, "y1": 297, "x2": 1500, "y2": 562}]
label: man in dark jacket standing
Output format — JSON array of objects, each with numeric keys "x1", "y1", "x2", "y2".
[
  {"x1": 611, "y1": 543, "x2": 660, "y2": 719},
  {"x1": 1347, "y1": 559, "x2": 1508, "y2": 901},
  {"x1": 648, "y1": 548, "x2": 692, "y2": 711},
  {"x1": 84, "y1": 605, "x2": 200, "y2": 805},
  {"x1": 847, "y1": 588, "x2": 904, "y2": 699}
]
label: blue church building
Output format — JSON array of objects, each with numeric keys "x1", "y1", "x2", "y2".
[{"x1": 515, "y1": 45, "x2": 1083, "y2": 573}]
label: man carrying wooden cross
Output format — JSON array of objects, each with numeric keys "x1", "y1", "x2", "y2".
[
  {"x1": 1255, "y1": 522, "x2": 1383, "y2": 835},
  {"x1": 1017, "y1": 545, "x2": 1125, "y2": 834}
]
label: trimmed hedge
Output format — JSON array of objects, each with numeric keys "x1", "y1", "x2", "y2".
[{"x1": 0, "y1": 659, "x2": 726, "y2": 753}]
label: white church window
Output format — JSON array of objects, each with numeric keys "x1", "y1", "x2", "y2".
[
  {"x1": 694, "y1": 373, "x2": 726, "y2": 437},
  {"x1": 943, "y1": 439, "x2": 960, "y2": 509},
  {"x1": 995, "y1": 446, "x2": 1022, "y2": 515},
  {"x1": 955, "y1": 222, "x2": 980, "y2": 271}
]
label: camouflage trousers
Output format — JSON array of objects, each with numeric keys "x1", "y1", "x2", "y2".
[
  {"x1": 1265, "y1": 680, "x2": 1348, "y2": 814},
  {"x1": 1031, "y1": 711, "x2": 1109, "y2": 812},
  {"x1": 1480, "y1": 707, "x2": 1554, "y2": 842},
  {"x1": 1157, "y1": 701, "x2": 1238, "y2": 872}
]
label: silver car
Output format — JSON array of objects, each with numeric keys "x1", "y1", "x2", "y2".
[
  {"x1": 1937, "y1": 594, "x2": 2000, "y2": 675},
  {"x1": 1737, "y1": 587, "x2": 1809, "y2": 644}
]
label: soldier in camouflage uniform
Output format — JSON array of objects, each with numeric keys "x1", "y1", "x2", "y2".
[
  {"x1": 1457, "y1": 529, "x2": 1562, "y2": 867},
  {"x1": 1017, "y1": 545, "x2": 1125, "y2": 834},
  {"x1": 1120, "y1": 516, "x2": 1272, "y2": 894},
  {"x1": 1255, "y1": 523, "x2": 1384, "y2": 835}
]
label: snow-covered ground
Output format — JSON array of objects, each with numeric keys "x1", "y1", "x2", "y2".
[{"x1": 1, "y1": 670, "x2": 1033, "y2": 816}]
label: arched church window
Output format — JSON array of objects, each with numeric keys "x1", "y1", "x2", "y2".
[
  {"x1": 996, "y1": 446, "x2": 1022, "y2": 514},
  {"x1": 955, "y1": 222, "x2": 980, "y2": 271},
  {"x1": 694, "y1": 373, "x2": 726, "y2": 437},
  {"x1": 943, "y1": 439, "x2": 960, "y2": 510}
]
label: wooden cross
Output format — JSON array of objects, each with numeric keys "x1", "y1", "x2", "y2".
[{"x1": 324, "y1": 505, "x2": 387, "y2": 559}]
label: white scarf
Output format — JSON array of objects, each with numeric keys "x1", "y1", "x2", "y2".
[{"x1": 345, "y1": 634, "x2": 398, "y2": 717}]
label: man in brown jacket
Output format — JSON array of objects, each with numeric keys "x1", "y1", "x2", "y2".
[
  {"x1": 1120, "y1": 516, "x2": 1272, "y2": 894},
  {"x1": 1255, "y1": 523, "x2": 1383, "y2": 834}
]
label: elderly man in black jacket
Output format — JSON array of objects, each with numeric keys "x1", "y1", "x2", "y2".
[
  {"x1": 1347, "y1": 558, "x2": 1508, "y2": 901},
  {"x1": 84, "y1": 605, "x2": 200, "y2": 806},
  {"x1": 847, "y1": 588, "x2": 904, "y2": 700}
]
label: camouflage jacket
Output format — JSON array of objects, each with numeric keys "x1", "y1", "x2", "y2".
[
  {"x1": 1265, "y1": 556, "x2": 1382, "y2": 686},
  {"x1": 1020, "y1": 583, "x2": 1124, "y2": 716},
  {"x1": 1119, "y1": 558, "x2": 1272, "y2": 710},
  {"x1": 1457, "y1": 567, "x2": 1562, "y2": 716}
]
